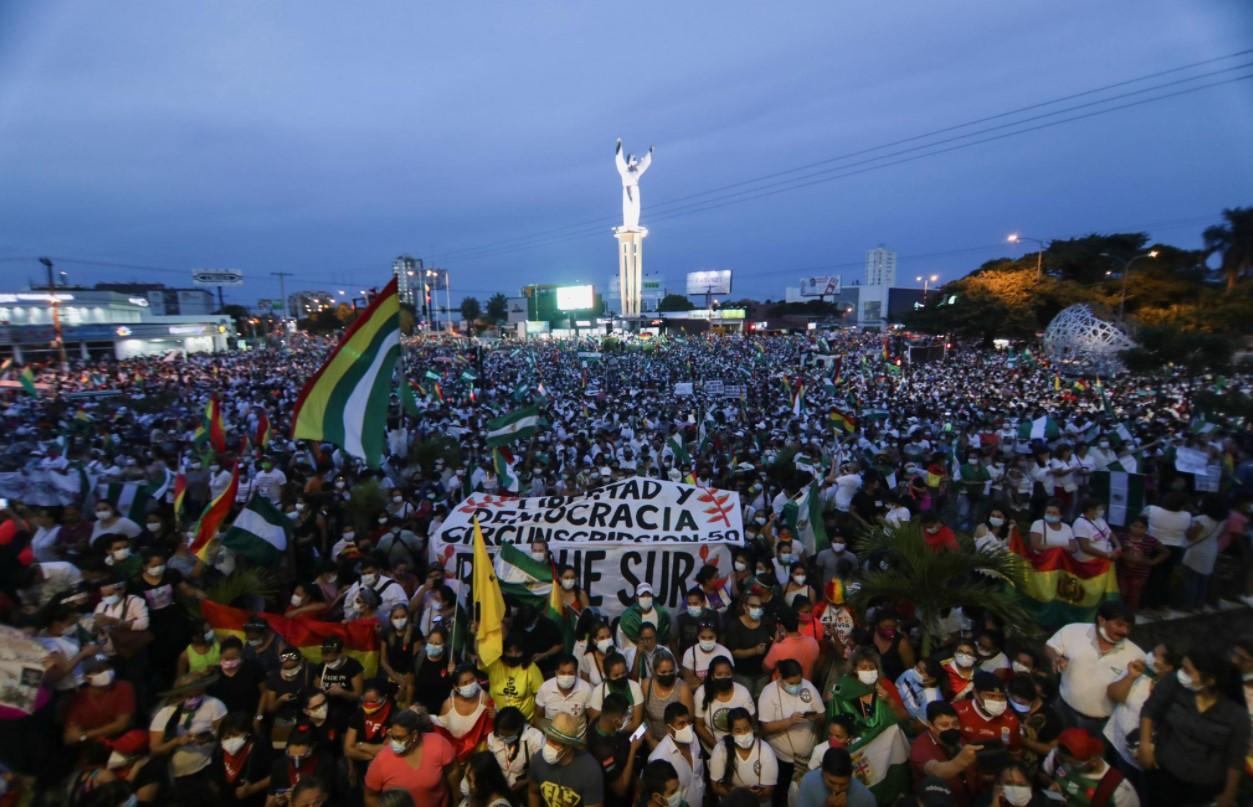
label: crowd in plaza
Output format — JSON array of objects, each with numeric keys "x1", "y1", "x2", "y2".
[{"x1": 0, "y1": 328, "x2": 1250, "y2": 807}]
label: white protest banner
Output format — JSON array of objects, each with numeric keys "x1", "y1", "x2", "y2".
[
  {"x1": 1174, "y1": 446, "x2": 1209, "y2": 476},
  {"x1": 431, "y1": 477, "x2": 743, "y2": 616},
  {"x1": 673, "y1": 382, "x2": 693, "y2": 396}
]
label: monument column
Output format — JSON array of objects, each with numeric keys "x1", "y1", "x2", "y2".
[{"x1": 614, "y1": 226, "x2": 647, "y2": 317}]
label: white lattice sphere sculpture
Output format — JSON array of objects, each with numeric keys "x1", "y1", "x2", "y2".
[{"x1": 1042, "y1": 304, "x2": 1135, "y2": 372}]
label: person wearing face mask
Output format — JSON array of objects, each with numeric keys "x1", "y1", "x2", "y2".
[
  {"x1": 1103, "y1": 643, "x2": 1177, "y2": 795},
  {"x1": 868, "y1": 609, "x2": 915, "y2": 683},
  {"x1": 260, "y1": 648, "x2": 311, "y2": 744},
  {"x1": 147, "y1": 672, "x2": 228, "y2": 792},
  {"x1": 780, "y1": 562, "x2": 815, "y2": 609},
  {"x1": 973, "y1": 506, "x2": 1018, "y2": 554},
  {"x1": 794, "y1": 746, "x2": 875, "y2": 807},
  {"x1": 909, "y1": 702, "x2": 981, "y2": 805},
  {"x1": 242, "y1": 620, "x2": 284, "y2": 675},
  {"x1": 648, "y1": 702, "x2": 705, "y2": 807},
  {"x1": 1138, "y1": 649, "x2": 1248, "y2": 807},
  {"x1": 268, "y1": 727, "x2": 339, "y2": 804},
  {"x1": 208, "y1": 637, "x2": 265, "y2": 717},
  {"x1": 1072, "y1": 498, "x2": 1121, "y2": 564},
  {"x1": 941, "y1": 639, "x2": 981, "y2": 701},
  {"x1": 1043, "y1": 728, "x2": 1140, "y2": 807},
  {"x1": 709, "y1": 708, "x2": 777, "y2": 805},
  {"x1": 535, "y1": 654, "x2": 593, "y2": 724},
  {"x1": 897, "y1": 657, "x2": 946, "y2": 726},
  {"x1": 804, "y1": 715, "x2": 855, "y2": 771},
  {"x1": 527, "y1": 712, "x2": 602, "y2": 807},
  {"x1": 828, "y1": 649, "x2": 909, "y2": 739},
  {"x1": 103, "y1": 534, "x2": 144, "y2": 580},
  {"x1": 586, "y1": 654, "x2": 645, "y2": 734},
  {"x1": 694, "y1": 656, "x2": 756, "y2": 752},
  {"x1": 671, "y1": 587, "x2": 714, "y2": 661},
  {"x1": 485, "y1": 634, "x2": 544, "y2": 723},
  {"x1": 757, "y1": 659, "x2": 822, "y2": 807},
  {"x1": 374, "y1": 515, "x2": 424, "y2": 574},
  {"x1": 210, "y1": 713, "x2": 272, "y2": 806},
  {"x1": 313, "y1": 635, "x2": 365, "y2": 729},
  {"x1": 436, "y1": 665, "x2": 494, "y2": 762},
  {"x1": 90, "y1": 501, "x2": 142, "y2": 548},
  {"x1": 1006, "y1": 673, "x2": 1062, "y2": 772},
  {"x1": 63, "y1": 657, "x2": 137, "y2": 749},
  {"x1": 1045, "y1": 602, "x2": 1144, "y2": 734},
  {"x1": 730, "y1": 550, "x2": 755, "y2": 598},
  {"x1": 814, "y1": 534, "x2": 859, "y2": 591},
  {"x1": 344, "y1": 681, "x2": 394, "y2": 788},
  {"x1": 723, "y1": 590, "x2": 775, "y2": 699},
  {"x1": 974, "y1": 630, "x2": 1011, "y2": 679},
  {"x1": 177, "y1": 621, "x2": 221, "y2": 676},
  {"x1": 954, "y1": 672, "x2": 1021, "y2": 752},
  {"x1": 481, "y1": 706, "x2": 545, "y2": 799},
  {"x1": 581, "y1": 622, "x2": 618, "y2": 686},
  {"x1": 770, "y1": 536, "x2": 806, "y2": 590},
  {"x1": 554, "y1": 564, "x2": 590, "y2": 617},
  {"x1": 635, "y1": 759, "x2": 682, "y2": 807},
  {"x1": 586, "y1": 693, "x2": 646, "y2": 807},
  {"x1": 343, "y1": 556, "x2": 408, "y2": 621},
  {"x1": 920, "y1": 512, "x2": 960, "y2": 553},
  {"x1": 639, "y1": 649, "x2": 693, "y2": 744},
  {"x1": 1029, "y1": 500, "x2": 1076, "y2": 552},
  {"x1": 412, "y1": 626, "x2": 455, "y2": 714},
  {"x1": 814, "y1": 578, "x2": 857, "y2": 663},
  {"x1": 990, "y1": 762, "x2": 1047, "y2": 807},
  {"x1": 16, "y1": 556, "x2": 83, "y2": 611},
  {"x1": 616, "y1": 583, "x2": 672, "y2": 657},
  {"x1": 92, "y1": 576, "x2": 151, "y2": 690},
  {"x1": 681, "y1": 622, "x2": 733, "y2": 690},
  {"x1": 456, "y1": 749, "x2": 514, "y2": 807},
  {"x1": 695, "y1": 563, "x2": 734, "y2": 613},
  {"x1": 300, "y1": 689, "x2": 344, "y2": 758}
]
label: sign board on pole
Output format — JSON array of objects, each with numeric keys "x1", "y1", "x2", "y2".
[
  {"x1": 431, "y1": 479, "x2": 743, "y2": 616},
  {"x1": 800, "y1": 276, "x2": 842, "y2": 296},
  {"x1": 192, "y1": 270, "x2": 244, "y2": 287},
  {"x1": 556, "y1": 285, "x2": 595, "y2": 311},
  {"x1": 506, "y1": 297, "x2": 529, "y2": 324},
  {"x1": 685, "y1": 270, "x2": 732, "y2": 296}
]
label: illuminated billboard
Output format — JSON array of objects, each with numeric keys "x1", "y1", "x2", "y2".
[
  {"x1": 556, "y1": 285, "x2": 595, "y2": 311},
  {"x1": 686, "y1": 270, "x2": 732, "y2": 296},
  {"x1": 800, "y1": 276, "x2": 842, "y2": 296}
]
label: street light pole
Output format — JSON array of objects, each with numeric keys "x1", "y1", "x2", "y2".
[
  {"x1": 1007, "y1": 234, "x2": 1047, "y2": 279},
  {"x1": 1105, "y1": 250, "x2": 1159, "y2": 322},
  {"x1": 38, "y1": 257, "x2": 68, "y2": 370},
  {"x1": 916, "y1": 273, "x2": 940, "y2": 302}
]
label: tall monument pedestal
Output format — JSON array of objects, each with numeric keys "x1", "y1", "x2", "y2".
[{"x1": 614, "y1": 226, "x2": 648, "y2": 317}]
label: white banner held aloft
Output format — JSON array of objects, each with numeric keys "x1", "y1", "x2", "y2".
[
  {"x1": 431, "y1": 477, "x2": 743, "y2": 617},
  {"x1": 1174, "y1": 447, "x2": 1209, "y2": 476}
]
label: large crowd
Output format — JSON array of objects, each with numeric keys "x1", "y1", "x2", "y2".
[{"x1": 0, "y1": 328, "x2": 1250, "y2": 807}]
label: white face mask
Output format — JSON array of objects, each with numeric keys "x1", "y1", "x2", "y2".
[
  {"x1": 307, "y1": 705, "x2": 328, "y2": 721},
  {"x1": 221, "y1": 736, "x2": 247, "y2": 754},
  {"x1": 457, "y1": 682, "x2": 480, "y2": 699},
  {"x1": 596, "y1": 638, "x2": 614, "y2": 653},
  {"x1": 1098, "y1": 625, "x2": 1121, "y2": 646},
  {"x1": 698, "y1": 639, "x2": 717, "y2": 653},
  {"x1": 112, "y1": 548, "x2": 131, "y2": 561},
  {"x1": 361, "y1": 573, "x2": 378, "y2": 587},
  {"x1": 1001, "y1": 785, "x2": 1033, "y2": 806},
  {"x1": 666, "y1": 790, "x2": 683, "y2": 807},
  {"x1": 732, "y1": 732, "x2": 755, "y2": 749},
  {"x1": 792, "y1": 574, "x2": 807, "y2": 585},
  {"x1": 290, "y1": 594, "x2": 304, "y2": 606},
  {"x1": 556, "y1": 674, "x2": 576, "y2": 690},
  {"x1": 687, "y1": 605, "x2": 703, "y2": 618},
  {"x1": 391, "y1": 617, "x2": 408, "y2": 630},
  {"x1": 638, "y1": 596, "x2": 653, "y2": 611},
  {"x1": 107, "y1": 751, "x2": 128, "y2": 770},
  {"x1": 980, "y1": 697, "x2": 1007, "y2": 717},
  {"x1": 672, "y1": 725, "x2": 694, "y2": 744},
  {"x1": 389, "y1": 739, "x2": 409, "y2": 754},
  {"x1": 1176, "y1": 669, "x2": 1201, "y2": 691},
  {"x1": 1010, "y1": 661, "x2": 1030, "y2": 674},
  {"x1": 88, "y1": 670, "x2": 114, "y2": 687},
  {"x1": 460, "y1": 776, "x2": 471, "y2": 797},
  {"x1": 561, "y1": 578, "x2": 576, "y2": 591},
  {"x1": 101, "y1": 593, "x2": 122, "y2": 607},
  {"x1": 733, "y1": 561, "x2": 748, "y2": 572},
  {"x1": 541, "y1": 743, "x2": 563, "y2": 764},
  {"x1": 832, "y1": 543, "x2": 847, "y2": 553},
  {"x1": 988, "y1": 516, "x2": 1005, "y2": 527},
  {"x1": 147, "y1": 564, "x2": 165, "y2": 577},
  {"x1": 954, "y1": 653, "x2": 976, "y2": 669},
  {"x1": 857, "y1": 669, "x2": 879, "y2": 686}
]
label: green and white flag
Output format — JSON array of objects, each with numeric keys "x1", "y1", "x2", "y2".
[
  {"x1": 150, "y1": 468, "x2": 177, "y2": 502},
  {"x1": 485, "y1": 405, "x2": 544, "y2": 448},
  {"x1": 794, "y1": 452, "x2": 819, "y2": 478},
  {"x1": 1090, "y1": 469, "x2": 1145, "y2": 527},
  {"x1": 782, "y1": 480, "x2": 829, "y2": 552},
  {"x1": 697, "y1": 411, "x2": 715, "y2": 453},
  {"x1": 221, "y1": 495, "x2": 292, "y2": 564},
  {"x1": 493, "y1": 447, "x2": 519, "y2": 494},
  {"x1": 1018, "y1": 416, "x2": 1060, "y2": 441},
  {"x1": 495, "y1": 541, "x2": 552, "y2": 602},
  {"x1": 666, "y1": 433, "x2": 691, "y2": 466},
  {"x1": 848, "y1": 723, "x2": 911, "y2": 804},
  {"x1": 101, "y1": 481, "x2": 151, "y2": 521}
]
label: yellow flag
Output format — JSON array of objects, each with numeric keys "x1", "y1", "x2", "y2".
[{"x1": 472, "y1": 517, "x2": 506, "y2": 668}]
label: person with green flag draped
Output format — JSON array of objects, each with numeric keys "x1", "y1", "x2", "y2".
[{"x1": 616, "y1": 582, "x2": 672, "y2": 653}]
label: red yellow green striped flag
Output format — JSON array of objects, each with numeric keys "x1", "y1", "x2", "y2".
[
  {"x1": 1009, "y1": 530, "x2": 1119, "y2": 627},
  {"x1": 202, "y1": 599, "x2": 380, "y2": 676},
  {"x1": 189, "y1": 463, "x2": 239, "y2": 561},
  {"x1": 172, "y1": 472, "x2": 187, "y2": 526},
  {"x1": 254, "y1": 408, "x2": 272, "y2": 449},
  {"x1": 194, "y1": 395, "x2": 226, "y2": 453},
  {"x1": 292, "y1": 278, "x2": 401, "y2": 468}
]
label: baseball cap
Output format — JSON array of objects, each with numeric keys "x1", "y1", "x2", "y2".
[{"x1": 1057, "y1": 727, "x2": 1103, "y2": 761}]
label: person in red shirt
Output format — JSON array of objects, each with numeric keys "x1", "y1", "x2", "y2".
[
  {"x1": 763, "y1": 609, "x2": 820, "y2": 681},
  {"x1": 953, "y1": 672, "x2": 1020, "y2": 752},
  {"x1": 921, "y1": 513, "x2": 959, "y2": 553},
  {"x1": 909, "y1": 701, "x2": 980, "y2": 807},
  {"x1": 62, "y1": 656, "x2": 135, "y2": 748}
]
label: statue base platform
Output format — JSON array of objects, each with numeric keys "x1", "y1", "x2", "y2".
[{"x1": 613, "y1": 226, "x2": 648, "y2": 317}]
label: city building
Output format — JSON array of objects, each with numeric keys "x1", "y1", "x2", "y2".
[
  {"x1": 0, "y1": 287, "x2": 235, "y2": 362},
  {"x1": 288, "y1": 291, "x2": 335, "y2": 319},
  {"x1": 93, "y1": 282, "x2": 215, "y2": 316},
  {"x1": 864, "y1": 245, "x2": 897, "y2": 287},
  {"x1": 606, "y1": 273, "x2": 665, "y2": 313},
  {"x1": 392, "y1": 255, "x2": 422, "y2": 306}
]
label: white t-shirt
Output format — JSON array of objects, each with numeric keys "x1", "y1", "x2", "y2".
[
  {"x1": 1030, "y1": 520, "x2": 1075, "y2": 549},
  {"x1": 1144, "y1": 505, "x2": 1192, "y2": 548},
  {"x1": 756, "y1": 680, "x2": 822, "y2": 763},
  {"x1": 1183, "y1": 514, "x2": 1224, "y2": 575},
  {"x1": 681, "y1": 643, "x2": 731, "y2": 681},
  {"x1": 708, "y1": 736, "x2": 778, "y2": 792},
  {"x1": 1046, "y1": 623, "x2": 1143, "y2": 718},
  {"x1": 1103, "y1": 674, "x2": 1152, "y2": 769},
  {"x1": 1071, "y1": 516, "x2": 1114, "y2": 561},
  {"x1": 485, "y1": 727, "x2": 545, "y2": 787},
  {"x1": 649, "y1": 734, "x2": 706, "y2": 807},
  {"x1": 90, "y1": 516, "x2": 141, "y2": 545},
  {"x1": 150, "y1": 696, "x2": 228, "y2": 777},
  {"x1": 534, "y1": 677, "x2": 593, "y2": 722},
  {"x1": 694, "y1": 683, "x2": 756, "y2": 745},
  {"x1": 586, "y1": 679, "x2": 645, "y2": 713}
]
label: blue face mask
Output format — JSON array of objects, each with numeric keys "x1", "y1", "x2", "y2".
[
  {"x1": 783, "y1": 682, "x2": 803, "y2": 696},
  {"x1": 426, "y1": 643, "x2": 445, "y2": 658}
]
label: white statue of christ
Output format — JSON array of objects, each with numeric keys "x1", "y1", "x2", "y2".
[{"x1": 615, "y1": 137, "x2": 653, "y2": 230}]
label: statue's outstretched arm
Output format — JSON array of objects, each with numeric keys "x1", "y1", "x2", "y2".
[
  {"x1": 615, "y1": 140, "x2": 628, "y2": 174},
  {"x1": 636, "y1": 148, "x2": 653, "y2": 175}
]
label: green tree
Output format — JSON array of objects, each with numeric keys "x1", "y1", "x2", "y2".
[
  {"x1": 1120, "y1": 324, "x2": 1233, "y2": 375},
  {"x1": 1203, "y1": 207, "x2": 1253, "y2": 294},
  {"x1": 460, "y1": 296, "x2": 482, "y2": 322},
  {"x1": 657, "y1": 293, "x2": 692, "y2": 312},
  {"x1": 485, "y1": 293, "x2": 509, "y2": 323}
]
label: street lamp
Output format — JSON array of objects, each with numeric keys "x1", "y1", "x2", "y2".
[
  {"x1": 1102, "y1": 250, "x2": 1159, "y2": 321},
  {"x1": 1007, "y1": 233, "x2": 1047, "y2": 279},
  {"x1": 915, "y1": 273, "x2": 940, "y2": 301}
]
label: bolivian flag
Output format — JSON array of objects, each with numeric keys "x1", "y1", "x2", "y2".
[
  {"x1": 189, "y1": 463, "x2": 239, "y2": 561},
  {"x1": 202, "y1": 599, "x2": 379, "y2": 676},
  {"x1": 194, "y1": 395, "x2": 227, "y2": 453},
  {"x1": 828, "y1": 406, "x2": 858, "y2": 434},
  {"x1": 1009, "y1": 531, "x2": 1120, "y2": 627},
  {"x1": 292, "y1": 277, "x2": 401, "y2": 468},
  {"x1": 172, "y1": 472, "x2": 187, "y2": 526},
  {"x1": 254, "y1": 408, "x2": 272, "y2": 449}
]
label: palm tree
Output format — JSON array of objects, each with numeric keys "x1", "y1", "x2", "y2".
[
  {"x1": 851, "y1": 521, "x2": 1037, "y2": 656},
  {"x1": 1203, "y1": 207, "x2": 1253, "y2": 294}
]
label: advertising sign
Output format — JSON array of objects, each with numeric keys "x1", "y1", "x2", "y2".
[
  {"x1": 686, "y1": 270, "x2": 732, "y2": 296},
  {"x1": 556, "y1": 285, "x2": 595, "y2": 311},
  {"x1": 800, "y1": 276, "x2": 842, "y2": 296},
  {"x1": 192, "y1": 270, "x2": 244, "y2": 286}
]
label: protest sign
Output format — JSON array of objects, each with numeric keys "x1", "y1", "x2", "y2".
[
  {"x1": 431, "y1": 477, "x2": 743, "y2": 616},
  {"x1": 1173, "y1": 446, "x2": 1209, "y2": 476},
  {"x1": 673, "y1": 382, "x2": 693, "y2": 396}
]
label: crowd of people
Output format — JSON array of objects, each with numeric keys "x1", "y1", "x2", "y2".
[{"x1": 0, "y1": 328, "x2": 1250, "y2": 807}]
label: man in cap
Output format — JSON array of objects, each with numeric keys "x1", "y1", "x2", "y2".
[
  {"x1": 529, "y1": 712, "x2": 604, "y2": 807},
  {"x1": 242, "y1": 617, "x2": 283, "y2": 673},
  {"x1": 1042, "y1": 727, "x2": 1139, "y2": 806},
  {"x1": 616, "y1": 582, "x2": 671, "y2": 653}
]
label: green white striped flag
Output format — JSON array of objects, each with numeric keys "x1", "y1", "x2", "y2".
[
  {"x1": 666, "y1": 433, "x2": 691, "y2": 466},
  {"x1": 150, "y1": 468, "x2": 177, "y2": 502},
  {"x1": 493, "y1": 447, "x2": 519, "y2": 494},
  {"x1": 485, "y1": 405, "x2": 545, "y2": 448},
  {"x1": 782, "y1": 480, "x2": 829, "y2": 552},
  {"x1": 101, "y1": 481, "x2": 151, "y2": 521},
  {"x1": 848, "y1": 723, "x2": 912, "y2": 803},
  {"x1": 1018, "y1": 416, "x2": 1060, "y2": 441},
  {"x1": 1090, "y1": 469, "x2": 1145, "y2": 527},
  {"x1": 221, "y1": 495, "x2": 292, "y2": 564},
  {"x1": 495, "y1": 541, "x2": 552, "y2": 603}
]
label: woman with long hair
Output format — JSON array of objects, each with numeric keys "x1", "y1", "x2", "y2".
[
  {"x1": 708, "y1": 708, "x2": 777, "y2": 805},
  {"x1": 459, "y1": 750, "x2": 513, "y2": 807},
  {"x1": 693, "y1": 656, "x2": 754, "y2": 752}
]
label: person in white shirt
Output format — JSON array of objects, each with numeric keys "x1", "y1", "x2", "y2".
[
  {"x1": 680, "y1": 624, "x2": 731, "y2": 688},
  {"x1": 756, "y1": 660, "x2": 822, "y2": 793},
  {"x1": 207, "y1": 463, "x2": 233, "y2": 501},
  {"x1": 148, "y1": 672, "x2": 228, "y2": 780},
  {"x1": 251, "y1": 458, "x2": 286, "y2": 504},
  {"x1": 29, "y1": 508, "x2": 63, "y2": 562},
  {"x1": 483, "y1": 706, "x2": 546, "y2": 796},
  {"x1": 1029, "y1": 500, "x2": 1075, "y2": 552},
  {"x1": 342, "y1": 558, "x2": 408, "y2": 620},
  {"x1": 18, "y1": 560, "x2": 82, "y2": 610},
  {"x1": 694, "y1": 658, "x2": 755, "y2": 751},
  {"x1": 89, "y1": 500, "x2": 141, "y2": 547},
  {"x1": 708, "y1": 707, "x2": 778, "y2": 805},
  {"x1": 1072, "y1": 499, "x2": 1120, "y2": 562},
  {"x1": 648, "y1": 701, "x2": 706, "y2": 807},
  {"x1": 1045, "y1": 603, "x2": 1144, "y2": 733},
  {"x1": 535, "y1": 655, "x2": 593, "y2": 724},
  {"x1": 1104, "y1": 643, "x2": 1177, "y2": 773},
  {"x1": 93, "y1": 575, "x2": 151, "y2": 659}
]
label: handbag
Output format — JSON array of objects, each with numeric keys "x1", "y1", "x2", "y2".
[{"x1": 107, "y1": 597, "x2": 154, "y2": 659}]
